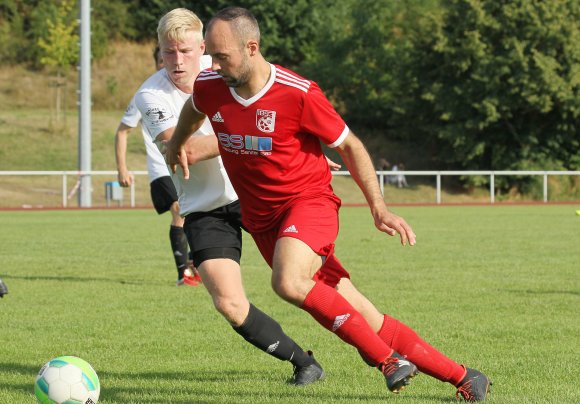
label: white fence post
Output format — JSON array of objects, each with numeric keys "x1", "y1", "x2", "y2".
[
  {"x1": 379, "y1": 172, "x2": 384, "y2": 196},
  {"x1": 490, "y1": 173, "x2": 495, "y2": 204},
  {"x1": 543, "y1": 173, "x2": 548, "y2": 203},
  {"x1": 130, "y1": 180, "x2": 136, "y2": 208},
  {"x1": 436, "y1": 173, "x2": 441, "y2": 204},
  {"x1": 62, "y1": 173, "x2": 67, "y2": 208}
]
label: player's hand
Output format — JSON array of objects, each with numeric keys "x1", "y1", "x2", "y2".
[
  {"x1": 117, "y1": 170, "x2": 134, "y2": 187},
  {"x1": 325, "y1": 155, "x2": 342, "y2": 171},
  {"x1": 163, "y1": 139, "x2": 190, "y2": 180},
  {"x1": 373, "y1": 207, "x2": 416, "y2": 246}
]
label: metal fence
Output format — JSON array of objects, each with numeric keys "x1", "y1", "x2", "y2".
[
  {"x1": 0, "y1": 170, "x2": 579, "y2": 208},
  {"x1": 373, "y1": 170, "x2": 580, "y2": 204}
]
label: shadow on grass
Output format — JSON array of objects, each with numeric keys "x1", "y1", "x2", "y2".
[
  {"x1": 2, "y1": 274, "x2": 144, "y2": 286},
  {"x1": 0, "y1": 362, "x2": 39, "y2": 396},
  {"x1": 96, "y1": 369, "x2": 461, "y2": 403},
  {"x1": 503, "y1": 288, "x2": 579, "y2": 296},
  {"x1": 0, "y1": 362, "x2": 461, "y2": 403}
]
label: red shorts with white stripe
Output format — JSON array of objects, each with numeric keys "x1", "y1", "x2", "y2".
[{"x1": 250, "y1": 195, "x2": 350, "y2": 286}]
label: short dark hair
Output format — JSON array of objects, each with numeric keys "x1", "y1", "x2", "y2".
[{"x1": 208, "y1": 7, "x2": 260, "y2": 46}]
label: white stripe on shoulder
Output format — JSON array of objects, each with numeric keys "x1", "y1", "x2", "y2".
[
  {"x1": 327, "y1": 125, "x2": 350, "y2": 149},
  {"x1": 275, "y1": 77, "x2": 310, "y2": 93},
  {"x1": 198, "y1": 70, "x2": 217, "y2": 77},
  {"x1": 276, "y1": 69, "x2": 311, "y2": 87},
  {"x1": 197, "y1": 71, "x2": 221, "y2": 81},
  {"x1": 275, "y1": 69, "x2": 311, "y2": 92}
]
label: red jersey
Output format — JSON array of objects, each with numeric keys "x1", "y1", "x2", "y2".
[{"x1": 193, "y1": 64, "x2": 348, "y2": 232}]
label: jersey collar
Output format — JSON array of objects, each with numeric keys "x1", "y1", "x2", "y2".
[{"x1": 229, "y1": 63, "x2": 276, "y2": 107}]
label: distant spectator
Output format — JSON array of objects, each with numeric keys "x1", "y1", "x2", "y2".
[
  {"x1": 378, "y1": 158, "x2": 390, "y2": 171},
  {"x1": 378, "y1": 158, "x2": 391, "y2": 186},
  {"x1": 396, "y1": 163, "x2": 408, "y2": 188},
  {"x1": 390, "y1": 163, "x2": 399, "y2": 185}
]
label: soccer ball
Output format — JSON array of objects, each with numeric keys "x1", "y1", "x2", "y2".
[{"x1": 34, "y1": 356, "x2": 100, "y2": 404}]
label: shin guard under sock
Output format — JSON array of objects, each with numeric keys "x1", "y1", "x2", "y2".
[
  {"x1": 378, "y1": 314, "x2": 466, "y2": 385},
  {"x1": 233, "y1": 304, "x2": 313, "y2": 367},
  {"x1": 169, "y1": 225, "x2": 189, "y2": 275},
  {"x1": 302, "y1": 281, "x2": 392, "y2": 365}
]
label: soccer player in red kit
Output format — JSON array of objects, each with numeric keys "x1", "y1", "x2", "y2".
[{"x1": 166, "y1": 6, "x2": 491, "y2": 401}]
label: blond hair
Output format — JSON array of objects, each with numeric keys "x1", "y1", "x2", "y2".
[{"x1": 157, "y1": 8, "x2": 203, "y2": 44}]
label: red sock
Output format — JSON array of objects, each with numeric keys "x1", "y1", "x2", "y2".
[
  {"x1": 302, "y1": 282, "x2": 392, "y2": 364},
  {"x1": 378, "y1": 314, "x2": 466, "y2": 385}
]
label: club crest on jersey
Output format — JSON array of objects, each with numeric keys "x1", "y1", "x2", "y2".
[{"x1": 256, "y1": 109, "x2": 276, "y2": 133}]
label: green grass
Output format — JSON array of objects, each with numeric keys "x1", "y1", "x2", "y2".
[{"x1": 0, "y1": 206, "x2": 579, "y2": 403}]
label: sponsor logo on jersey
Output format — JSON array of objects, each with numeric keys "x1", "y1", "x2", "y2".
[
  {"x1": 217, "y1": 133, "x2": 273, "y2": 156},
  {"x1": 332, "y1": 313, "x2": 350, "y2": 331},
  {"x1": 212, "y1": 111, "x2": 224, "y2": 123},
  {"x1": 145, "y1": 106, "x2": 173, "y2": 126},
  {"x1": 256, "y1": 109, "x2": 276, "y2": 133}
]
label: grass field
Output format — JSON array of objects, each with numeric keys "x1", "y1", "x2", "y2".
[{"x1": 0, "y1": 205, "x2": 579, "y2": 403}]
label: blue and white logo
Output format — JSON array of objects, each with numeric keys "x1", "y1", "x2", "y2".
[{"x1": 218, "y1": 133, "x2": 272, "y2": 152}]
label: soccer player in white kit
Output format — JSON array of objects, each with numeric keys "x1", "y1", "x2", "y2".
[
  {"x1": 115, "y1": 46, "x2": 200, "y2": 287},
  {"x1": 132, "y1": 8, "x2": 325, "y2": 386}
]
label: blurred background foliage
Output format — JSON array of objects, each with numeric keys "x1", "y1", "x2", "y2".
[{"x1": 0, "y1": 0, "x2": 578, "y2": 193}]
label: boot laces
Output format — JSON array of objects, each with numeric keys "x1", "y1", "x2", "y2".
[
  {"x1": 456, "y1": 380, "x2": 475, "y2": 401},
  {"x1": 379, "y1": 357, "x2": 399, "y2": 377}
]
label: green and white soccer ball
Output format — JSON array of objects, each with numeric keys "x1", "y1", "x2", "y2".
[{"x1": 34, "y1": 356, "x2": 100, "y2": 404}]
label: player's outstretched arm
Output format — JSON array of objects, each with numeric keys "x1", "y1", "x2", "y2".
[
  {"x1": 114, "y1": 123, "x2": 135, "y2": 187},
  {"x1": 183, "y1": 135, "x2": 220, "y2": 166},
  {"x1": 335, "y1": 131, "x2": 416, "y2": 246},
  {"x1": 165, "y1": 99, "x2": 207, "y2": 179}
]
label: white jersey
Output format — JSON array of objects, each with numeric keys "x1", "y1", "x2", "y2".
[
  {"x1": 121, "y1": 98, "x2": 170, "y2": 182},
  {"x1": 133, "y1": 56, "x2": 238, "y2": 216}
]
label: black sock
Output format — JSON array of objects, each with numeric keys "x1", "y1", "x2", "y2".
[
  {"x1": 169, "y1": 225, "x2": 189, "y2": 276},
  {"x1": 233, "y1": 304, "x2": 313, "y2": 367}
]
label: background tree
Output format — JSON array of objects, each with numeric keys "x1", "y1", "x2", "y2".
[
  {"x1": 36, "y1": 0, "x2": 78, "y2": 126},
  {"x1": 0, "y1": 0, "x2": 577, "y2": 197},
  {"x1": 124, "y1": 0, "x2": 321, "y2": 69},
  {"x1": 399, "y1": 0, "x2": 579, "y2": 190},
  {"x1": 300, "y1": 0, "x2": 441, "y2": 129},
  {"x1": 298, "y1": 0, "x2": 443, "y2": 168},
  {"x1": 0, "y1": 0, "x2": 41, "y2": 65},
  {"x1": 0, "y1": 0, "x2": 27, "y2": 63},
  {"x1": 301, "y1": 0, "x2": 579, "y2": 194}
]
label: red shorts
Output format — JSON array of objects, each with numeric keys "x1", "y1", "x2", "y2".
[{"x1": 250, "y1": 195, "x2": 350, "y2": 286}]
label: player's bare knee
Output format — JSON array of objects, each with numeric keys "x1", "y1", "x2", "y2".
[
  {"x1": 271, "y1": 276, "x2": 307, "y2": 305},
  {"x1": 213, "y1": 296, "x2": 247, "y2": 325}
]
